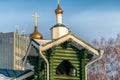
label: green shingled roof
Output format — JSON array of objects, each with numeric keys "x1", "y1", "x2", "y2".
[
  {"x1": 0, "y1": 69, "x2": 32, "y2": 78},
  {"x1": 51, "y1": 23, "x2": 69, "y2": 29}
]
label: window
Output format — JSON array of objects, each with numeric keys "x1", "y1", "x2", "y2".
[{"x1": 56, "y1": 60, "x2": 77, "y2": 77}]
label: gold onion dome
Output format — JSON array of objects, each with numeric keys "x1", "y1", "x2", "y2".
[
  {"x1": 55, "y1": 5, "x2": 63, "y2": 14},
  {"x1": 29, "y1": 26, "x2": 43, "y2": 40}
]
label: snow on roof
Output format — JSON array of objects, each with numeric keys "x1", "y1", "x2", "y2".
[
  {"x1": 34, "y1": 39, "x2": 51, "y2": 45},
  {"x1": 0, "y1": 74, "x2": 10, "y2": 80}
]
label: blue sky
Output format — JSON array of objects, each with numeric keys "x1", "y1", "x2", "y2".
[{"x1": 0, "y1": 0, "x2": 120, "y2": 43}]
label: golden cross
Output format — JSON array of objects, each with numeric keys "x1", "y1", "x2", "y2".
[
  {"x1": 33, "y1": 13, "x2": 40, "y2": 26},
  {"x1": 58, "y1": 0, "x2": 60, "y2": 5}
]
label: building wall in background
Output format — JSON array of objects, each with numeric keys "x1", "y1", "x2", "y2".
[{"x1": 0, "y1": 32, "x2": 30, "y2": 70}]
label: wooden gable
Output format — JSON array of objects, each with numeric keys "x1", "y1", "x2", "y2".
[
  {"x1": 41, "y1": 33, "x2": 99, "y2": 56},
  {"x1": 44, "y1": 39, "x2": 94, "y2": 80}
]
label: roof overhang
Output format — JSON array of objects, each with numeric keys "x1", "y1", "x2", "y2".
[{"x1": 40, "y1": 33, "x2": 99, "y2": 56}]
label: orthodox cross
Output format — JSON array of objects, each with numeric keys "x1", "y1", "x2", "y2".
[
  {"x1": 58, "y1": 0, "x2": 60, "y2": 5},
  {"x1": 33, "y1": 13, "x2": 40, "y2": 26}
]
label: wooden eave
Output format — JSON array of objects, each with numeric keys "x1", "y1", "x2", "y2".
[{"x1": 40, "y1": 33, "x2": 99, "y2": 56}]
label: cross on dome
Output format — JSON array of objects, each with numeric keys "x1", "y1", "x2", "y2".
[
  {"x1": 33, "y1": 13, "x2": 40, "y2": 26},
  {"x1": 58, "y1": 0, "x2": 60, "y2": 6}
]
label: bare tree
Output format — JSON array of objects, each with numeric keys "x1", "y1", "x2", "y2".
[{"x1": 88, "y1": 34, "x2": 120, "y2": 80}]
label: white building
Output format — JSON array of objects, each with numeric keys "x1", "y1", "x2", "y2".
[{"x1": 0, "y1": 32, "x2": 29, "y2": 70}]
